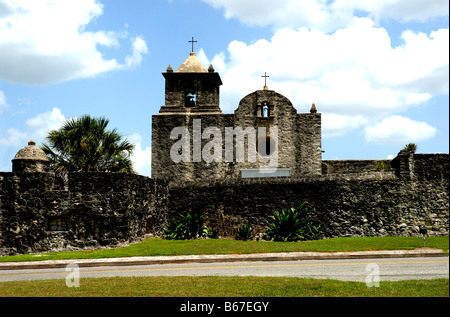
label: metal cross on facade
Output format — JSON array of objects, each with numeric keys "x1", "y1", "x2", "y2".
[
  {"x1": 262, "y1": 72, "x2": 270, "y2": 89},
  {"x1": 189, "y1": 37, "x2": 198, "y2": 53},
  {"x1": 262, "y1": 72, "x2": 270, "y2": 86}
]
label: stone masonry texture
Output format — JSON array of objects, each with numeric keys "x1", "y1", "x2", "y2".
[
  {"x1": 152, "y1": 89, "x2": 322, "y2": 184},
  {"x1": 0, "y1": 153, "x2": 448, "y2": 255}
]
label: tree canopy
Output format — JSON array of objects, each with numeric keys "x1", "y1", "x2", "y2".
[{"x1": 41, "y1": 115, "x2": 134, "y2": 173}]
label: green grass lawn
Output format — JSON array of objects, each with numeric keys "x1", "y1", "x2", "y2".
[
  {"x1": 1, "y1": 236, "x2": 448, "y2": 262},
  {"x1": 0, "y1": 237, "x2": 448, "y2": 298},
  {"x1": 0, "y1": 276, "x2": 448, "y2": 297}
]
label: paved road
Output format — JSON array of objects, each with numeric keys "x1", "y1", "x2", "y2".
[{"x1": 0, "y1": 257, "x2": 447, "y2": 283}]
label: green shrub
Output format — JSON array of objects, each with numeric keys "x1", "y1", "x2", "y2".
[
  {"x1": 207, "y1": 227, "x2": 220, "y2": 239},
  {"x1": 403, "y1": 143, "x2": 417, "y2": 153},
  {"x1": 265, "y1": 202, "x2": 322, "y2": 242},
  {"x1": 164, "y1": 212, "x2": 208, "y2": 240},
  {"x1": 235, "y1": 225, "x2": 253, "y2": 241},
  {"x1": 374, "y1": 161, "x2": 392, "y2": 171}
]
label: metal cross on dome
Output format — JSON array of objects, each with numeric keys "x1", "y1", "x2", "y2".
[{"x1": 189, "y1": 37, "x2": 198, "y2": 53}]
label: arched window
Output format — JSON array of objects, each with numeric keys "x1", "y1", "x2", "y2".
[
  {"x1": 258, "y1": 136, "x2": 275, "y2": 157},
  {"x1": 185, "y1": 89, "x2": 196, "y2": 107}
]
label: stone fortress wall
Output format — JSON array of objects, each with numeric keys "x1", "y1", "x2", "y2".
[
  {"x1": 0, "y1": 172, "x2": 169, "y2": 255},
  {"x1": 1, "y1": 151, "x2": 448, "y2": 255},
  {"x1": 167, "y1": 152, "x2": 448, "y2": 238}
]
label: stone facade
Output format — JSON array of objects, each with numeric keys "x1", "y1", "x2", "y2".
[
  {"x1": 152, "y1": 52, "x2": 322, "y2": 184},
  {"x1": 233, "y1": 90, "x2": 321, "y2": 177}
]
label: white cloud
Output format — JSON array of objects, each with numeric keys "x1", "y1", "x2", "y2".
[
  {"x1": 202, "y1": 0, "x2": 334, "y2": 31},
  {"x1": 1, "y1": 107, "x2": 66, "y2": 147},
  {"x1": 124, "y1": 37, "x2": 148, "y2": 69},
  {"x1": 322, "y1": 113, "x2": 367, "y2": 137},
  {"x1": 128, "y1": 133, "x2": 151, "y2": 177},
  {"x1": 0, "y1": 0, "x2": 148, "y2": 85},
  {"x1": 198, "y1": 0, "x2": 448, "y2": 144},
  {"x1": 364, "y1": 115, "x2": 438, "y2": 145},
  {"x1": 201, "y1": 18, "x2": 448, "y2": 137},
  {"x1": 373, "y1": 0, "x2": 449, "y2": 22},
  {"x1": 25, "y1": 107, "x2": 67, "y2": 140},
  {"x1": 0, "y1": 128, "x2": 27, "y2": 146},
  {"x1": 201, "y1": 0, "x2": 448, "y2": 32}
]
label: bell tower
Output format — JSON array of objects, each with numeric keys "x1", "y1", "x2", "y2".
[
  {"x1": 158, "y1": 49, "x2": 223, "y2": 114},
  {"x1": 152, "y1": 41, "x2": 226, "y2": 182}
]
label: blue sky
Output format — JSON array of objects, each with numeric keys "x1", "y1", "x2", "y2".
[{"x1": 0, "y1": 0, "x2": 448, "y2": 177}]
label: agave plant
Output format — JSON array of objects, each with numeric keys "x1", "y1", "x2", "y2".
[
  {"x1": 301, "y1": 221, "x2": 322, "y2": 241},
  {"x1": 207, "y1": 227, "x2": 220, "y2": 239},
  {"x1": 235, "y1": 224, "x2": 253, "y2": 241},
  {"x1": 265, "y1": 202, "x2": 322, "y2": 242},
  {"x1": 164, "y1": 212, "x2": 208, "y2": 240}
]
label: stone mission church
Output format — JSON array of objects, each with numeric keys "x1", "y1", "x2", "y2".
[
  {"x1": 152, "y1": 50, "x2": 322, "y2": 184},
  {"x1": 1, "y1": 44, "x2": 447, "y2": 256}
]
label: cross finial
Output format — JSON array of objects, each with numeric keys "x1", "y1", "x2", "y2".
[
  {"x1": 262, "y1": 72, "x2": 270, "y2": 90},
  {"x1": 189, "y1": 37, "x2": 198, "y2": 53}
]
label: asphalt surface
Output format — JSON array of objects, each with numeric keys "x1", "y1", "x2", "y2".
[
  {"x1": 0, "y1": 248, "x2": 447, "y2": 271},
  {"x1": 0, "y1": 256, "x2": 448, "y2": 282}
]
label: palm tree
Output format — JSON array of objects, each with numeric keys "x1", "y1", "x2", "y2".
[{"x1": 41, "y1": 115, "x2": 134, "y2": 173}]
